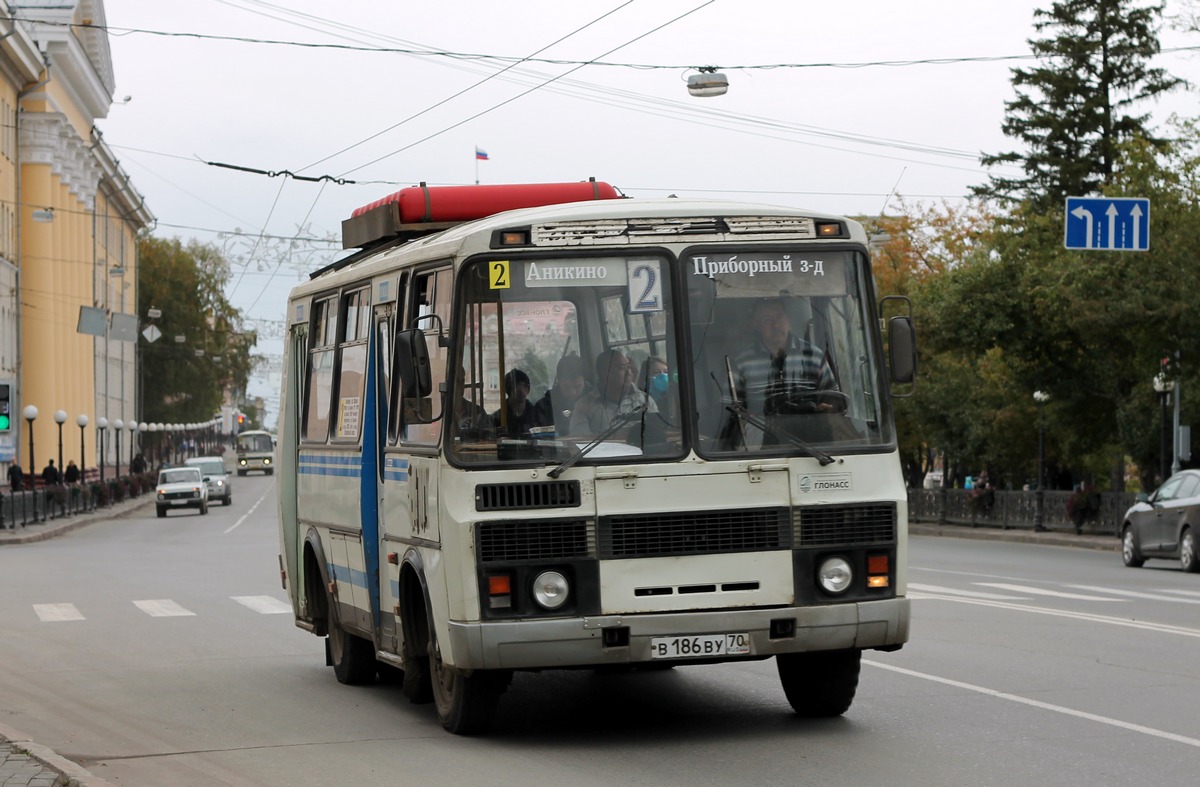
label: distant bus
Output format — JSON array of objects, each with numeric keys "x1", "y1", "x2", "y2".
[
  {"x1": 235, "y1": 429, "x2": 274, "y2": 476},
  {"x1": 276, "y1": 181, "x2": 917, "y2": 734}
]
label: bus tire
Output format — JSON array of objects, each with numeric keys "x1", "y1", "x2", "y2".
[
  {"x1": 429, "y1": 636, "x2": 511, "y2": 735},
  {"x1": 776, "y1": 648, "x2": 860, "y2": 717},
  {"x1": 328, "y1": 594, "x2": 376, "y2": 685}
]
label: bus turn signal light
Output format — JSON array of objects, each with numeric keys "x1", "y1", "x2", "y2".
[
  {"x1": 867, "y1": 555, "x2": 890, "y2": 588},
  {"x1": 487, "y1": 574, "x2": 512, "y2": 609}
]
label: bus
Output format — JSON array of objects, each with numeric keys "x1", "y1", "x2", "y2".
[
  {"x1": 235, "y1": 429, "x2": 274, "y2": 476},
  {"x1": 276, "y1": 180, "x2": 916, "y2": 734}
]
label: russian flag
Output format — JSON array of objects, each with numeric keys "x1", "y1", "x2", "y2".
[{"x1": 475, "y1": 147, "x2": 489, "y2": 161}]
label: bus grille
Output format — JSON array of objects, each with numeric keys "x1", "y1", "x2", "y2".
[
  {"x1": 475, "y1": 480, "x2": 581, "y2": 511},
  {"x1": 477, "y1": 519, "x2": 595, "y2": 563},
  {"x1": 599, "y1": 508, "x2": 791, "y2": 559},
  {"x1": 795, "y1": 503, "x2": 896, "y2": 546}
]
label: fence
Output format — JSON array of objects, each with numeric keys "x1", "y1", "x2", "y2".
[
  {"x1": 0, "y1": 474, "x2": 157, "y2": 531},
  {"x1": 908, "y1": 488, "x2": 1135, "y2": 537}
]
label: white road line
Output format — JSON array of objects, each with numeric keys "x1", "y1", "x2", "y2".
[
  {"x1": 909, "y1": 583, "x2": 1028, "y2": 600},
  {"x1": 1065, "y1": 584, "x2": 1200, "y2": 604},
  {"x1": 912, "y1": 592, "x2": 1200, "y2": 638},
  {"x1": 133, "y1": 599, "x2": 196, "y2": 617},
  {"x1": 225, "y1": 480, "x2": 275, "y2": 534},
  {"x1": 231, "y1": 595, "x2": 292, "y2": 614},
  {"x1": 975, "y1": 582, "x2": 1124, "y2": 601},
  {"x1": 33, "y1": 603, "x2": 84, "y2": 622},
  {"x1": 866, "y1": 660, "x2": 1200, "y2": 749},
  {"x1": 1156, "y1": 588, "x2": 1200, "y2": 598}
]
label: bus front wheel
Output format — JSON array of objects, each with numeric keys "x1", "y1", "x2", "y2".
[
  {"x1": 777, "y1": 648, "x2": 861, "y2": 717},
  {"x1": 429, "y1": 636, "x2": 511, "y2": 734}
]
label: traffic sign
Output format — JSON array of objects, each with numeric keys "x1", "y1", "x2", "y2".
[{"x1": 1064, "y1": 197, "x2": 1149, "y2": 251}]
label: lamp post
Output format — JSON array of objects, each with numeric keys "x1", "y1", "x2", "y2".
[
  {"x1": 54, "y1": 409, "x2": 67, "y2": 484},
  {"x1": 1033, "y1": 391, "x2": 1050, "y2": 532},
  {"x1": 76, "y1": 414, "x2": 89, "y2": 482},
  {"x1": 96, "y1": 417, "x2": 108, "y2": 482},
  {"x1": 113, "y1": 419, "x2": 124, "y2": 476},
  {"x1": 22, "y1": 405, "x2": 37, "y2": 483},
  {"x1": 1153, "y1": 372, "x2": 1174, "y2": 483},
  {"x1": 129, "y1": 422, "x2": 140, "y2": 472},
  {"x1": 138, "y1": 423, "x2": 148, "y2": 470}
]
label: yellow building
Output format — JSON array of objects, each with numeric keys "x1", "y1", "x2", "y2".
[{"x1": 0, "y1": 1, "x2": 152, "y2": 480}]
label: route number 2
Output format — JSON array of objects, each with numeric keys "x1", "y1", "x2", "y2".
[
  {"x1": 627, "y1": 259, "x2": 663, "y2": 313},
  {"x1": 489, "y1": 261, "x2": 511, "y2": 289}
]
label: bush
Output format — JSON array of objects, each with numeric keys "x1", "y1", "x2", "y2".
[
  {"x1": 91, "y1": 481, "x2": 109, "y2": 506},
  {"x1": 1066, "y1": 485, "x2": 1102, "y2": 529}
]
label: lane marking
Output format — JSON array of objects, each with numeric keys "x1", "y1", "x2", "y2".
[
  {"x1": 913, "y1": 593, "x2": 1200, "y2": 638},
  {"x1": 1065, "y1": 584, "x2": 1200, "y2": 604},
  {"x1": 975, "y1": 582, "x2": 1123, "y2": 601},
  {"x1": 909, "y1": 583, "x2": 1028, "y2": 600},
  {"x1": 231, "y1": 595, "x2": 292, "y2": 614},
  {"x1": 133, "y1": 599, "x2": 195, "y2": 617},
  {"x1": 225, "y1": 479, "x2": 275, "y2": 534},
  {"x1": 33, "y1": 603, "x2": 84, "y2": 622},
  {"x1": 1156, "y1": 588, "x2": 1200, "y2": 598},
  {"x1": 866, "y1": 660, "x2": 1200, "y2": 749}
]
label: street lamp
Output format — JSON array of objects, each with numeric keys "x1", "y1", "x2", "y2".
[
  {"x1": 54, "y1": 409, "x2": 67, "y2": 484},
  {"x1": 76, "y1": 414, "x2": 89, "y2": 482},
  {"x1": 96, "y1": 417, "x2": 108, "y2": 482},
  {"x1": 1033, "y1": 391, "x2": 1050, "y2": 532},
  {"x1": 22, "y1": 405, "x2": 37, "y2": 483},
  {"x1": 129, "y1": 422, "x2": 140, "y2": 471},
  {"x1": 1153, "y1": 372, "x2": 1174, "y2": 483},
  {"x1": 113, "y1": 419, "x2": 124, "y2": 475}
]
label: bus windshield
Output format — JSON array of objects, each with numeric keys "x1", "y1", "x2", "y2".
[
  {"x1": 449, "y1": 255, "x2": 683, "y2": 466},
  {"x1": 237, "y1": 432, "x2": 273, "y2": 453},
  {"x1": 689, "y1": 249, "x2": 892, "y2": 456}
]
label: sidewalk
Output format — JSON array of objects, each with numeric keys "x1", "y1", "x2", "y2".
[{"x1": 0, "y1": 506, "x2": 1114, "y2": 785}]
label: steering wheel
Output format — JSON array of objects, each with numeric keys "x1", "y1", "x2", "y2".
[{"x1": 773, "y1": 389, "x2": 849, "y2": 414}]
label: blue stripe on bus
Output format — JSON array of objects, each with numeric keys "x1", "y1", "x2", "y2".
[
  {"x1": 329, "y1": 562, "x2": 368, "y2": 589},
  {"x1": 298, "y1": 453, "x2": 363, "y2": 478},
  {"x1": 383, "y1": 456, "x2": 409, "y2": 482}
]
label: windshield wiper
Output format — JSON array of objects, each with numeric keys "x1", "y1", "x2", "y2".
[
  {"x1": 722, "y1": 355, "x2": 835, "y2": 466},
  {"x1": 547, "y1": 404, "x2": 648, "y2": 479}
]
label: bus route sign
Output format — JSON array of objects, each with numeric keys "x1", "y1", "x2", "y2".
[{"x1": 1064, "y1": 197, "x2": 1150, "y2": 252}]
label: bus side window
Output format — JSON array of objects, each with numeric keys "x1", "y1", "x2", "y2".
[
  {"x1": 401, "y1": 267, "x2": 450, "y2": 445},
  {"x1": 332, "y1": 287, "x2": 370, "y2": 442},
  {"x1": 304, "y1": 296, "x2": 337, "y2": 442}
]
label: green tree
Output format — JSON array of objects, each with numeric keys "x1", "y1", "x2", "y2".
[
  {"x1": 976, "y1": 0, "x2": 1182, "y2": 211},
  {"x1": 138, "y1": 237, "x2": 257, "y2": 425}
]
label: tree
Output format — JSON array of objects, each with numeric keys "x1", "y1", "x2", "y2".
[
  {"x1": 976, "y1": 0, "x2": 1182, "y2": 211},
  {"x1": 138, "y1": 237, "x2": 257, "y2": 425}
]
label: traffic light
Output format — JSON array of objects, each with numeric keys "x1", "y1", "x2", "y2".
[
  {"x1": 0, "y1": 383, "x2": 11, "y2": 431},
  {"x1": 237, "y1": 414, "x2": 245, "y2": 426}
]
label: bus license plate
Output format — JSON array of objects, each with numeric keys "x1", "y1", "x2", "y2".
[{"x1": 649, "y1": 633, "x2": 751, "y2": 659}]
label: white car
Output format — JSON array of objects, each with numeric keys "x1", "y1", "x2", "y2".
[
  {"x1": 155, "y1": 467, "x2": 209, "y2": 517},
  {"x1": 186, "y1": 456, "x2": 233, "y2": 506}
]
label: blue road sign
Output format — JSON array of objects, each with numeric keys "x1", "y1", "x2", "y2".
[{"x1": 1064, "y1": 197, "x2": 1150, "y2": 251}]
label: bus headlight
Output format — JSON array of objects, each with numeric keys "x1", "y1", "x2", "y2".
[
  {"x1": 532, "y1": 571, "x2": 569, "y2": 610},
  {"x1": 818, "y1": 557, "x2": 853, "y2": 594}
]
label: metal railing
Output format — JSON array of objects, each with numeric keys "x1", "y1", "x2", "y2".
[
  {"x1": 2, "y1": 484, "x2": 99, "y2": 530},
  {"x1": 908, "y1": 488, "x2": 1135, "y2": 537}
]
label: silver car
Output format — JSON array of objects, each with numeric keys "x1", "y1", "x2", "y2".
[
  {"x1": 155, "y1": 467, "x2": 209, "y2": 518},
  {"x1": 185, "y1": 456, "x2": 233, "y2": 506},
  {"x1": 1121, "y1": 469, "x2": 1200, "y2": 572}
]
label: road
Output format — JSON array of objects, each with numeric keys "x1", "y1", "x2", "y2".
[{"x1": 1, "y1": 477, "x2": 1197, "y2": 785}]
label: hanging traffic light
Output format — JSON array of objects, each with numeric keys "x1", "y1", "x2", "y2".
[{"x1": 0, "y1": 383, "x2": 11, "y2": 431}]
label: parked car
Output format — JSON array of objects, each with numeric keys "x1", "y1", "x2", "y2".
[
  {"x1": 1120, "y1": 469, "x2": 1200, "y2": 572},
  {"x1": 155, "y1": 467, "x2": 209, "y2": 518},
  {"x1": 185, "y1": 456, "x2": 233, "y2": 506}
]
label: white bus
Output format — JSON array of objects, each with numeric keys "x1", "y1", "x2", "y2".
[
  {"x1": 277, "y1": 181, "x2": 916, "y2": 734},
  {"x1": 235, "y1": 429, "x2": 274, "y2": 475}
]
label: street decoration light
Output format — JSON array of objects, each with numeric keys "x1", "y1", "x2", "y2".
[
  {"x1": 96, "y1": 417, "x2": 108, "y2": 482},
  {"x1": 76, "y1": 414, "x2": 89, "y2": 482},
  {"x1": 1033, "y1": 391, "x2": 1050, "y2": 532},
  {"x1": 113, "y1": 419, "x2": 124, "y2": 475},
  {"x1": 54, "y1": 409, "x2": 67, "y2": 484},
  {"x1": 22, "y1": 405, "x2": 37, "y2": 482}
]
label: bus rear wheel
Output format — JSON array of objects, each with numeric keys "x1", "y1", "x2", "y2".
[
  {"x1": 429, "y1": 636, "x2": 511, "y2": 734},
  {"x1": 777, "y1": 648, "x2": 861, "y2": 717}
]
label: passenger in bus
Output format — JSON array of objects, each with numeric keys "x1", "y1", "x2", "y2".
[
  {"x1": 569, "y1": 349, "x2": 658, "y2": 439},
  {"x1": 534, "y1": 353, "x2": 591, "y2": 437},
  {"x1": 734, "y1": 297, "x2": 840, "y2": 421},
  {"x1": 492, "y1": 369, "x2": 545, "y2": 437},
  {"x1": 637, "y1": 355, "x2": 671, "y2": 413}
]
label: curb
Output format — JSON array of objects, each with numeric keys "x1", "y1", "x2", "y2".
[
  {"x1": 0, "y1": 722, "x2": 117, "y2": 787},
  {"x1": 0, "y1": 497, "x2": 154, "y2": 546}
]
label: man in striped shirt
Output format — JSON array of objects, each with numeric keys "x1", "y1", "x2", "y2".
[{"x1": 732, "y1": 298, "x2": 840, "y2": 445}]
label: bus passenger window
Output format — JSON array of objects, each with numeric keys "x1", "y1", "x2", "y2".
[{"x1": 304, "y1": 296, "x2": 337, "y2": 442}]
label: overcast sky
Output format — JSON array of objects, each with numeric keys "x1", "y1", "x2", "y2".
[{"x1": 94, "y1": 0, "x2": 1200, "y2": 419}]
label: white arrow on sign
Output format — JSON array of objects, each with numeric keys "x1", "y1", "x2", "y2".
[
  {"x1": 142, "y1": 324, "x2": 162, "y2": 343},
  {"x1": 1129, "y1": 202, "x2": 1144, "y2": 249},
  {"x1": 1070, "y1": 205, "x2": 1094, "y2": 248}
]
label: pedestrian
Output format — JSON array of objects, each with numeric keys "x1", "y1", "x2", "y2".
[
  {"x1": 7, "y1": 463, "x2": 23, "y2": 492},
  {"x1": 64, "y1": 459, "x2": 80, "y2": 484},
  {"x1": 41, "y1": 459, "x2": 59, "y2": 486}
]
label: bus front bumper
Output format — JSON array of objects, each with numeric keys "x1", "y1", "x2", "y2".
[{"x1": 444, "y1": 597, "x2": 908, "y2": 670}]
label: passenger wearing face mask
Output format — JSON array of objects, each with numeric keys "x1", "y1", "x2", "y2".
[{"x1": 637, "y1": 355, "x2": 670, "y2": 414}]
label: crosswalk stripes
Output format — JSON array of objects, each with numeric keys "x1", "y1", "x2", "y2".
[{"x1": 30, "y1": 595, "x2": 291, "y2": 622}]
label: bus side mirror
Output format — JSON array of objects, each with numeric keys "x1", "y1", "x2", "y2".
[
  {"x1": 888, "y1": 316, "x2": 917, "y2": 384},
  {"x1": 395, "y1": 329, "x2": 432, "y2": 398}
]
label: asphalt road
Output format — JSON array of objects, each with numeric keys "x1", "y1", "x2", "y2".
[{"x1": 1, "y1": 478, "x2": 1197, "y2": 786}]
